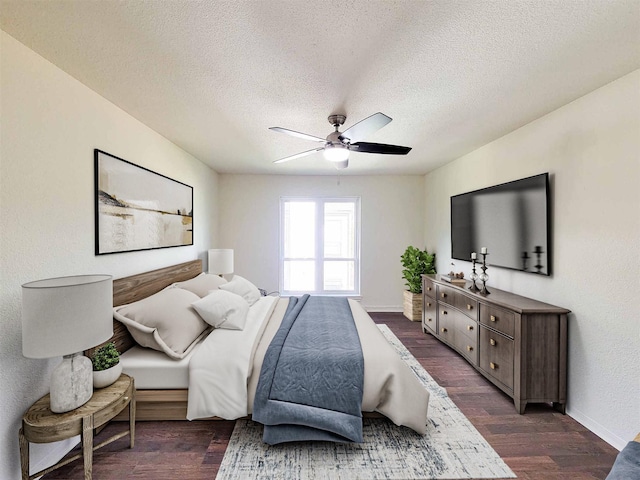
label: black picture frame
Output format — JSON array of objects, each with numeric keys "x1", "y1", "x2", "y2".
[{"x1": 95, "y1": 149, "x2": 193, "y2": 255}]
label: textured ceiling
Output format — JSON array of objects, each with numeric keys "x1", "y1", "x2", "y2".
[{"x1": 1, "y1": 1, "x2": 639, "y2": 175}]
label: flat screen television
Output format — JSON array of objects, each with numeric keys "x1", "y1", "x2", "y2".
[{"x1": 450, "y1": 173, "x2": 550, "y2": 275}]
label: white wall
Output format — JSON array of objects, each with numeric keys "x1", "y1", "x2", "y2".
[
  {"x1": 0, "y1": 31, "x2": 220, "y2": 478},
  {"x1": 219, "y1": 174, "x2": 425, "y2": 310},
  {"x1": 423, "y1": 70, "x2": 640, "y2": 450}
]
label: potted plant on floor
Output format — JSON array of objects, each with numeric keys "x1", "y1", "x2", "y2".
[
  {"x1": 401, "y1": 246, "x2": 436, "y2": 321},
  {"x1": 92, "y1": 342, "x2": 122, "y2": 388}
]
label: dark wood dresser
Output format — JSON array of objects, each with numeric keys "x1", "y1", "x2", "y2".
[{"x1": 422, "y1": 274, "x2": 570, "y2": 414}]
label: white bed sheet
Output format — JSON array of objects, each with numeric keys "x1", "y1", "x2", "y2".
[
  {"x1": 186, "y1": 295, "x2": 278, "y2": 420},
  {"x1": 119, "y1": 340, "x2": 202, "y2": 389}
]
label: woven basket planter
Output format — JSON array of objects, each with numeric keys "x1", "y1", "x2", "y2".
[{"x1": 403, "y1": 290, "x2": 422, "y2": 322}]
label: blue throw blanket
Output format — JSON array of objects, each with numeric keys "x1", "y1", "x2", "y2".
[
  {"x1": 252, "y1": 295, "x2": 365, "y2": 445},
  {"x1": 606, "y1": 441, "x2": 640, "y2": 480}
]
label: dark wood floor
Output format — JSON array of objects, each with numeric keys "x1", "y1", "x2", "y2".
[{"x1": 43, "y1": 312, "x2": 619, "y2": 479}]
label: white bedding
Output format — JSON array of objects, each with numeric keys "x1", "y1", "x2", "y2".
[
  {"x1": 120, "y1": 294, "x2": 430, "y2": 435},
  {"x1": 119, "y1": 341, "x2": 201, "y2": 389},
  {"x1": 187, "y1": 296, "x2": 430, "y2": 434},
  {"x1": 186, "y1": 295, "x2": 278, "y2": 420}
]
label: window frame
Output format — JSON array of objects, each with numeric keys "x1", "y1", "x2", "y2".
[{"x1": 279, "y1": 196, "x2": 361, "y2": 297}]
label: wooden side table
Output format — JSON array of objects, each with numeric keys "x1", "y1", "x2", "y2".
[{"x1": 19, "y1": 373, "x2": 135, "y2": 480}]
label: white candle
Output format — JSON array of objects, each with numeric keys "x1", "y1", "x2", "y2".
[
  {"x1": 481, "y1": 247, "x2": 487, "y2": 254},
  {"x1": 471, "y1": 252, "x2": 477, "y2": 260}
]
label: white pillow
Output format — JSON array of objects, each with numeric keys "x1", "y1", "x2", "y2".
[
  {"x1": 172, "y1": 272, "x2": 228, "y2": 298},
  {"x1": 219, "y1": 275, "x2": 261, "y2": 306},
  {"x1": 114, "y1": 288, "x2": 209, "y2": 359},
  {"x1": 191, "y1": 290, "x2": 250, "y2": 330}
]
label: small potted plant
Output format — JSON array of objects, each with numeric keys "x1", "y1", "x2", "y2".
[
  {"x1": 91, "y1": 342, "x2": 122, "y2": 388},
  {"x1": 401, "y1": 246, "x2": 436, "y2": 321}
]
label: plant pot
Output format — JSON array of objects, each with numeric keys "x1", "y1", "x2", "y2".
[
  {"x1": 93, "y1": 362, "x2": 122, "y2": 389},
  {"x1": 403, "y1": 290, "x2": 422, "y2": 322}
]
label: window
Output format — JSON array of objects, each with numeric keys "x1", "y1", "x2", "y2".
[{"x1": 280, "y1": 197, "x2": 360, "y2": 296}]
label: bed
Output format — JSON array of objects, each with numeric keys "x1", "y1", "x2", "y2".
[{"x1": 95, "y1": 260, "x2": 429, "y2": 439}]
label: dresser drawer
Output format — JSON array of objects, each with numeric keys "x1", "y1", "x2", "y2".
[
  {"x1": 458, "y1": 315, "x2": 478, "y2": 343},
  {"x1": 438, "y1": 311, "x2": 456, "y2": 344},
  {"x1": 423, "y1": 277, "x2": 436, "y2": 299},
  {"x1": 438, "y1": 306, "x2": 479, "y2": 364},
  {"x1": 422, "y1": 295, "x2": 437, "y2": 334},
  {"x1": 438, "y1": 284, "x2": 478, "y2": 320},
  {"x1": 479, "y1": 326, "x2": 514, "y2": 390},
  {"x1": 454, "y1": 316, "x2": 478, "y2": 366},
  {"x1": 480, "y1": 304, "x2": 515, "y2": 338}
]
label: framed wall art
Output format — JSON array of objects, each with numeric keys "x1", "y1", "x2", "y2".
[{"x1": 95, "y1": 149, "x2": 193, "y2": 255}]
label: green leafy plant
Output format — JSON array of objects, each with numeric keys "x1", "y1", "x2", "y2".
[
  {"x1": 91, "y1": 342, "x2": 120, "y2": 372},
  {"x1": 401, "y1": 246, "x2": 436, "y2": 294}
]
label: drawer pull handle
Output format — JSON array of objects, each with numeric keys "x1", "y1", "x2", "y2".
[
  {"x1": 490, "y1": 315, "x2": 496, "y2": 322},
  {"x1": 441, "y1": 327, "x2": 447, "y2": 333},
  {"x1": 442, "y1": 310, "x2": 448, "y2": 315},
  {"x1": 467, "y1": 304, "x2": 473, "y2": 310},
  {"x1": 467, "y1": 325, "x2": 473, "y2": 331},
  {"x1": 490, "y1": 362, "x2": 497, "y2": 370},
  {"x1": 427, "y1": 318, "x2": 432, "y2": 322},
  {"x1": 427, "y1": 287, "x2": 432, "y2": 291},
  {"x1": 490, "y1": 338, "x2": 496, "y2": 346},
  {"x1": 426, "y1": 302, "x2": 431, "y2": 307},
  {"x1": 441, "y1": 293, "x2": 446, "y2": 298},
  {"x1": 467, "y1": 346, "x2": 473, "y2": 351}
]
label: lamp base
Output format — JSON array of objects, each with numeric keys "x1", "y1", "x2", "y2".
[{"x1": 50, "y1": 352, "x2": 93, "y2": 413}]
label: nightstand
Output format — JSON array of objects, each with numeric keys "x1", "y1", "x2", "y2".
[{"x1": 19, "y1": 373, "x2": 135, "y2": 480}]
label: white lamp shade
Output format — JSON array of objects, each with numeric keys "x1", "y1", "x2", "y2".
[
  {"x1": 22, "y1": 274, "x2": 113, "y2": 358},
  {"x1": 208, "y1": 249, "x2": 234, "y2": 275}
]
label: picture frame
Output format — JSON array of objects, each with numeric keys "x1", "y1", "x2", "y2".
[{"x1": 95, "y1": 149, "x2": 193, "y2": 255}]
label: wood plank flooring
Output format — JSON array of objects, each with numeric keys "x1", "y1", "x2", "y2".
[{"x1": 42, "y1": 312, "x2": 619, "y2": 479}]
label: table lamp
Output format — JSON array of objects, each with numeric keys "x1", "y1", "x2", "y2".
[
  {"x1": 208, "y1": 249, "x2": 234, "y2": 277},
  {"x1": 22, "y1": 274, "x2": 113, "y2": 413}
]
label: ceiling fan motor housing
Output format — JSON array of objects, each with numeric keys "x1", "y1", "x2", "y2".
[
  {"x1": 328, "y1": 114, "x2": 346, "y2": 128},
  {"x1": 326, "y1": 131, "x2": 347, "y2": 144}
]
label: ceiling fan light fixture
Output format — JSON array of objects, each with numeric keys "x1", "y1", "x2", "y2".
[
  {"x1": 333, "y1": 159, "x2": 349, "y2": 170},
  {"x1": 323, "y1": 143, "x2": 349, "y2": 163}
]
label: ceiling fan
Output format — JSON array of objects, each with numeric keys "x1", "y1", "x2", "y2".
[{"x1": 269, "y1": 112, "x2": 411, "y2": 169}]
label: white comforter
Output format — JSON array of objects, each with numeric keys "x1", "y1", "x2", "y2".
[{"x1": 186, "y1": 296, "x2": 429, "y2": 434}]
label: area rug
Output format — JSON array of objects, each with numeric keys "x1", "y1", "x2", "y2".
[{"x1": 216, "y1": 325, "x2": 516, "y2": 479}]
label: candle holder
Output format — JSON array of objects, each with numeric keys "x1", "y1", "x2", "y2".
[
  {"x1": 479, "y1": 253, "x2": 490, "y2": 295},
  {"x1": 468, "y1": 258, "x2": 480, "y2": 292},
  {"x1": 521, "y1": 251, "x2": 530, "y2": 271},
  {"x1": 533, "y1": 246, "x2": 544, "y2": 274}
]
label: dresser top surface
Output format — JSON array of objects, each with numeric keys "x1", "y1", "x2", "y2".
[{"x1": 423, "y1": 274, "x2": 571, "y2": 315}]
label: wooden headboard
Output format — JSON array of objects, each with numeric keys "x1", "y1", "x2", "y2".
[{"x1": 86, "y1": 259, "x2": 202, "y2": 358}]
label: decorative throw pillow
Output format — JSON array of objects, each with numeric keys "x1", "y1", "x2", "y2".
[
  {"x1": 114, "y1": 287, "x2": 209, "y2": 359},
  {"x1": 191, "y1": 290, "x2": 250, "y2": 330},
  {"x1": 172, "y1": 272, "x2": 228, "y2": 298},
  {"x1": 219, "y1": 275, "x2": 261, "y2": 306}
]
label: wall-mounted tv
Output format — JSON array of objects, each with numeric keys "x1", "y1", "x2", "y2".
[{"x1": 451, "y1": 173, "x2": 550, "y2": 275}]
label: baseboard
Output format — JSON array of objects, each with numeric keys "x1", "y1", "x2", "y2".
[
  {"x1": 29, "y1": 436, "x2": 79, "y2": 478},
  {"x1": 361, "y1": 305, "x2": 402, "y2": 313},
  {"x1": 567, "y1": 407, "x2": 626, "y2": 451}
]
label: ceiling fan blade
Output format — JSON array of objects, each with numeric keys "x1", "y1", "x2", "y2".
[
  {"x1": 273, "y1": 147, "x2": 325, "y2": 164},
  {"x1": 339, "y1": 112, "x2": 392, "y2": 143},
  {"x1": 269, "y1": 127, "x2": 326, "y2": 143},
  {"x1": 350, "y1": 142, "x2": 411, "y2": 155}
]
